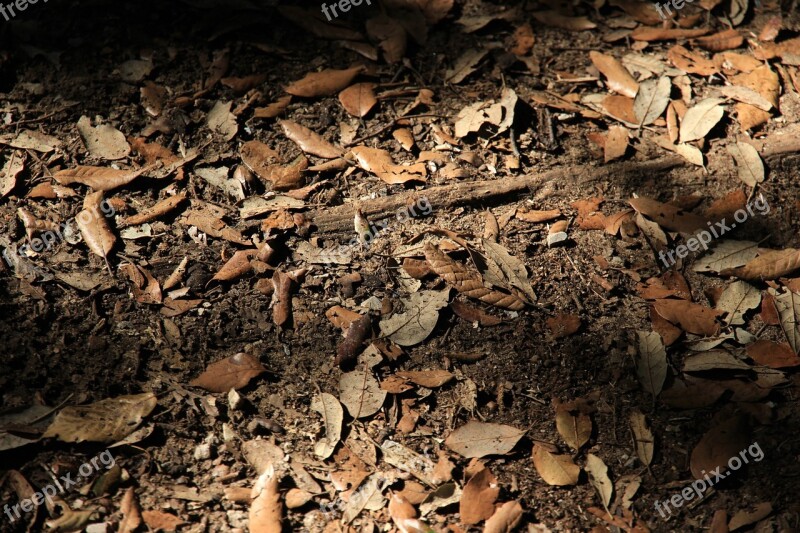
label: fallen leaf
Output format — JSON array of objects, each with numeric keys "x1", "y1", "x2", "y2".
[
  {"x1": 694, "y1": 29, "x2": 743, "y2": 51},
  {"x1": 77, "y1": 116, "x2": 131, "y2": 160},
  {"x1": 629, "y1": 196, "x2": 708, "y2": 233},
  {"x1": 680, "y1": 98, "x2": 725, "y2": 143},
  {"x1": 379, "y1": 289, "x2": 449, "y2": 346},
  {"x1": 745, "y1": 340, "x2": 800, "y2": 368},
  {"x1": 311, "y1": 393, "x2": 344, "y2": 459},
  {"x1": 532, "y1": 444, "x2": 580, "y2": 486},
  {"x1": 634, "y1": 76, "x2": 671, "y2": 126},
  {"x1": 690, "y1": 415, "x2": 750, "y2": 479},
  {"x1": 555, "y1": 402, "x2": 592, "y2": 451},
  {"x1": 771, "y1": 288, "x2": 800, "y2": 353},
  {"x1": 207, "y1": 101, "x2": 238, "y2": 141},
  {"x1": 460, "y1": 467, "x2": 499, "y2": 525},
  {"x1": 636, "y1": 331, "x2": 668, "y2": 397},
  {"x1": 585, "y1": 454, "x2": 613, "y2": 511},
  {"x1": 727, "y1": 142, "x2": 764, "y2": 187},
  {"x1": 241, "y1": 140, "x2": 306, "y2": 191},
  {"x1": 629, "y1": 410, "x2": 654, "y2": 466},
  {"x1": 424, "y1": 243, "x2": 525, "y2": 311},
  {"x1": 285, "y1": 66, "x2": 364, "y2": 97},
  {"x1": 338, "y1": 82, "x2": 378, "y2": 117},
  {"x1": 481, "y1": 239, "x2": 537, "y2": 302},
  {"x1": 693, "y1": 240, "x2": 758, "y2": 273},
  {"x1": 350, "y1": 146, "x2": 427, "y2": 184},
  {"x1": 77, "y1": 191, "x2": 116, "y2": 263},
  {"x1": 604, "y1": 125, "x2": 629, "y2": 162},
  {"x1": 141, "y1": 511, "x2": 185, "y2": 532},
  {"x1": 54, "y1": 165, "x2": 152, "y2": 191},
  {"x1": 119, "y1": 487, "x2": 143, "y2": 533},
  {"x1": 250, "y1": 465, "x2": 282, "y2": 533},
  {"x1": 446, "y1": 49, "x2": 488, "y2": 84},
  {"x1": 723, "y1": 248, "x2": 800, "y2": 281},
  {"x1": 339, "y1": 370, "x2": 387, "y2": 419},
  {"x1": 484, "y1": 500, "x2": 523, "y2": 533},
  {"x1": 547, "y1": 313, "x2": 582, "y2": 339},
  {"x1": 444, "y1": 421, "x2": 525, "y2": 458},
  {"x1": 728, "y1": 502, "x2": 773, "y2": 531},
  {"x1": 189, "y1": 353, "x2": 266, "y2": 392},
  {"x1": 590, "y1": 51, "x2": 639, "y2": 98},
  {"x1": 43, "y1": 392, "x2": 157, "y2": 443},
  {"x1": 653, "y1": 299, "x2": 723, "y2": 336},
  {"x1": 396, "y1": 370, "x2": 454, "y2": 388},
  {"x1": 717, "y1": 281, "x2": 761, "y2": 325},
  {"x1": 279, "y1": 120, "x2": 343, "y2": 159}
]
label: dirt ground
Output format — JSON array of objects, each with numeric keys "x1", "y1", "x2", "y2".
[{"x1": 0, "y1": 0, "x2": 799, "y2": 531}]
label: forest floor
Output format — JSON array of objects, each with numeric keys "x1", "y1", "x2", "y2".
[{"x1": 0, "y1": 0, "x2": 799, "y2": 531}]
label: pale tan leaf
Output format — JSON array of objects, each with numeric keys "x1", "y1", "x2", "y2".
[
  {"x1": 396, "y1": 370, "x2": 454, "y2": 388},
  {"x1": 771, "y1": 288, "x2": 800, "y2": 354},
  {"x1": 728, "y1": 503, "x2": 774, "y2": 531},
  {"x1": 634, "y1": 76, "x2": 672, "y2": 126},
  {"x1": 693, "y1": 240, "x2": 758, "y2": 273},
  {"x1": 585, "y1": 454, "x2": 613, "y2": 510},
  {"x1": 43, "y1": 392, "x2": 157, "y2": 443},
  {"x1": 682, "y1": 349, "x2": 752, "y2": 372},
  {"x1": 727, "y1": 142, "x2": 764, "y2": 187},
  {"x1": 444, "y1": 421, "x2": 525, "y2": 458},
  {"x1": 481, "y1": 239, "x2": 537, "y2": 302},
  {"x1": 446, "y1": 49, "x2": 488, "y2": 84},
  {"x1": 119, "y1": 487, "x2": 143, "y2": 533},
  {"x1": 555, "y1": 404, "x2": 592, "y2": 451},
  {"x1": 635, "y1": 331, "x2": 668, "y2": 396},
  {"x1": 77, "y1": 116, "x2": 131, "y2": 160},
  {"x1": 680, "y1": 98, "x2": 725, "y2": 143},
  {"x1": 311, "y1": 393, "x2": 343, "y2": 459},
  {"x1": 604, "y1": 126, "x2": 629, "y2": 162},
  {"x1": 207, "y1": 101, "x2": 238, "y2": 141},
  {"x1": 379, "y1": 289, "x2": 449, "y2": 346},
  {"x1": 339, "y1": 370, "x2": 386, "y2": 419},
  {"x1": 531, "y1": 444, "x2": 580, "y2": 486},
  {"x1": 629, "y1": 410, "x2": 654, "y2": 466},
  {"x1": 717, "y1": 281, "x2": 761, "y2": 325},
  {"x1": 279, "y1": 120, "x2": 343, "y2": 159},
  {"x1": 189, "y1": 353, "x2": 266, "y2": 392}
]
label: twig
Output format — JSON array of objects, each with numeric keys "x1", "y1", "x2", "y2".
[{"x1": 0, "y1": 103, "x2": 79, "y2": 129}]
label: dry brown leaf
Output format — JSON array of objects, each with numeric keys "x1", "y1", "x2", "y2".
[
  {"x1": 690, "y1": 415, "x2": 750, "y2": 479},
  {"x1": 339, "y1": 370, "x2": 386, "y2": 419},
  {"x1": 212, "y1": 249, "x2": 258, "y2": 283},
  {"x1": 694, "y1": 29, "x2": 743, "y2": 51},
  {"x1": 207, "y1": 101, "x2": 238, "y2": 141},
  {"x1": 629, "y1": 410, "x2": 654, "y2": 466},
  {"x1": 632, "y1": 27, "x2": 709, "y2": 41},
  {"x1": 77, "y1": 191, "x2": 116, "y2": 263},
  {"x1": 120, "y1": 194, "x2": 186, "y2": 228},
  {"x1": 279, "y1": 120, "x2": 343, "y2": 159},
  {"x1": 43, "y1": 392, "x2": 157, "y2": 443},
  {"x1": 629, "y1": 196, "x2": 708, "y2": 233},
  {"x1": 445, "y1": 421, "x2": 525, "y2": 458},
  {"x1": 338, "y1": 83, "x2": 378, "y2": 118},
  {"x1": 509, "y1": 22, "x2": 534, "y2": 56},
  {"x1": 335, "y1": 313, "x2": 372, "y2": 365},
  {"x1": 532, "y1": 444, "x2": 580, "y2": 486},
  {"x1": 285, "y1": 66, "x2": 364, "y2": 97},
  {"x1": 446, "y1": 49, "x2": 489, "y2": 84},
  {"x1": 189, "y1": 352, "x2": 266, "y2": 392},
  {"x1": 250, "y1": 465, "x2": 283, "y2": 533},
  {"x1": 253, "y1": 95, "x2": 292, "y2": 119},
  {"x1": 746, "y1": 340, "x2": 800, "y2": 368},
  {"x1": 141, "y1": 511, "x2": 186, "y2": 532},
  {"x1": 119, "y1": 487, "x2": 143, "y2": 533},
  {"x1": 636, "y1": 330, "x2": 668, "y2": 396},
  {"x1": 771, "y1": 288, "x2": 800, "y2": 353},
  {"x1": 516, "y1": 209, "x2": 561, "y2": 223},
  {"x1": 722, "y1": 248, "x2": 800, "y2": 281},
  {"x1": 388, "y1": 492, "x2": 430, "y2": 533},
  {"x1": 555, "y1": 401, "x2": 592, "y2": 450},
  {"x1": 181, "y1": 210, "x2": 249, "y2": 245},
  {"x1": 653, "y1": 299, "x2": 723, "y2": 336},
  {"x1": 54, "y1": 165, "x2": 152, "y2": 191},
  {"x1": 460, "y1": 467, "x2": 499, "y2": 525},
  {"x1": 240, "y1": 140, "x2": 306, "y2": 191},
  {"x1": 396, "y1": 370, "x2": 454, "y2": 388},
  {"x1": 350, "y1": 146, "x2": 427, "y2": 184},
  {"x1": 604, "y1": 126, "x2": 628, "y2": 162},
  {"x1": 546, "y1": 313, "x2": 581, "y2": 339},
  {"x1": 484, "y1": 500, "x2": 523, "y2": 533},
  {"x1": 634, "y1": 76, "x2": 671, "y2": 126},
  {"x1": 326, "y1": 305, "x2": 363, "y2": 330},
  {"x1": 532, "y1": 10, "x2": 596, "y2": 31},
  {"x1": 77, "y1": 116, "x2": 131, "y2": 160},
  {"x1": 366, "y1": 14, "x2": 407, "y2": 64},
  {"x1": 119, "y1": 263, "x2": 162, "y2": 304},
  {"x1": 729, "y1": 503, "x2": 773, "y2": 531},
  {"x1": 424, "y1": 243, "x2": 525, "y2": 311},
  {"x1": 590, "y1": 52, "x2": 639, "y2": 98},
  {"x1": 450, "y1": 300, "x2": 503, "y2": 326},
  {"x1": 668, "y1": 45, "x2": 718, "y2": 76}
]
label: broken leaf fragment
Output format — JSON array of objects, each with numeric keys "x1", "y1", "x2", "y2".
[
  {"x1": 43, "y1": 392, "x2": 157, "y2": 443},
  {"x1": 189, "y1": 353, "x2": 266, "y2": 393},
  {"x1": 311, "y1": 393, "x2": 343, "y2": 459}
]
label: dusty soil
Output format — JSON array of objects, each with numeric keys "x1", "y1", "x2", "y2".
[{"x1": 0, "y1": 0, "x2": 799, "y2": 532}]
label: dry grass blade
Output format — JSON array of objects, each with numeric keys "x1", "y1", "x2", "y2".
[{"x1": 423, "y1": 243, "x2": 525, "y2": 311}]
